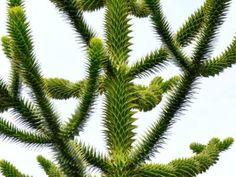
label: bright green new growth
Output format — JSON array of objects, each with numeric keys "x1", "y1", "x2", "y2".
[{"x1": 0, "y1": 0, "x2": 235, "y2": 176}]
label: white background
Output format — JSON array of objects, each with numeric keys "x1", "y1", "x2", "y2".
[{"x1": 0, "y1": 0, "x2": 236, "y2": 176}]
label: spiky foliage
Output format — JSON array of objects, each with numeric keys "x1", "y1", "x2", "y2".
[{"x1": 0, "y1": 0, "x2": 235, "y2": 176}]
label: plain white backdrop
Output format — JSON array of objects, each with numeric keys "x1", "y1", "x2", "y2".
[{"x1": 0, "y1": 0, "x2": 236, "y2": 176}]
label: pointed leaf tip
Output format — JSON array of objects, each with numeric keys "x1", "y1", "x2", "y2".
[
  {"x1": 1, "y1": 36, "x2": 10, "y2": 43},
  {"x1": 90, "y1": 37, "x2": 103, "y2": 47},
  {"x1": 220, "y1": 137, "x2": 234, "y2": 151},
  {"x1": 8, "y1": 6, "x2": 24, "y2": 16}
]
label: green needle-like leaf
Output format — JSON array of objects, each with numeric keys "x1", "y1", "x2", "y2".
[
  {"x1": 0, "y1": 78, "x2": 46, "y2": 132},
  {"x1": 1, "y1": 36, "x2": 12, "y2": 59},
  {"x1": 53, "y1": 141, "x2": 87, "y2": 177},
  {"x1": 11, "y1": 98, "x2": 47, "y2": 133},
  {"x1": 190, "y1": 143, "x2": 206, "y2": 154},
  {"x1": 132, "y1": 76, "x2": 180, "y2": 112},
  {"x1": 7, "y1": 0, "x2": 23, "y2": 7},
  {"x1": 132, "y1": 83, "x2": 162, "y2": 112},
  {"x1": 9, "y1": 66, "x2": 21, "y2": 99},
  {"x1": 160, "y1": 76, "x2": 181, "y2": 93}
]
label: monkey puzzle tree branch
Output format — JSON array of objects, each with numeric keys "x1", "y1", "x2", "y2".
[
  {"x1": 0, "y1": 0, "x2": 235, "y2": 176},
  {"x1": 132, "y1": 76, "x2": 180, "y2": 112},
  {"x1": 49, "y1": 0, "x2": 96, "y2": 46},
  {"x1": 37, "y1": 155, "x2": 66, "y2": 177},
  {"x1": 71, "y1": 141, "x2": 111, "y2": 173},
  {"x1": 105, "y1": 0, "x2": 131, "y2": 65},
  {"x1": 61, "y1": 38, "x2": 102, "y2": 139},
  {"x1": 0, "y1": 160, "x2": 30, "y2": 177},
  {"x1": 6, "y1": 6, "x2": 87, "y2": 176},
  {"x1": 129, "y1": 72, "x2": 199, "y2": 166},
  {"x1": 44, "y1": 78, "x2": 85, "y2": 100},
  {"x1": 0, "y1": 118, "x2": 51, "y2": 146},
  {"x1": 76, "y1": 0, "x2": 105, "y2": 11},
  {"x1": 192, "y1": 0, "x2": 231, "y2": 63},
  {"x1": 103, "y1": 70, "x2": 137, "y2": 160},
  {"x1": 1, "y1": 36, "x2": 21, "y2": 99},
  {"x1": 7, "y1": 6, "x2": 61, "y2": 136},
  {"x1": 144, "y1": 0, "x2": 191, "y2": 71},
  {"x1": 200, "y1": 36, "x2": 236, "y2": 77},
  {"x1": 134, "y1": 138, "x2": 233, "y2": 177},
  {"x1": 0, "y1": 79, "x2": 46, "y2": 132},
  {"x1": 128, "y1": 48, "x2": 169, "y2": 78},
  {"x1": 174, "y1": 3, "x2": 206, "y2": 47},
  {"x1": 51, "y1": 38, "x2": 104, "y2": 175}
]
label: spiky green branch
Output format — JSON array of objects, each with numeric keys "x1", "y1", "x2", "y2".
[
  {"x1": 0, "y1": 0, "x2": 235, "y2": 176},
  {"x1": 134, "y1": 138, "x2": 233, "y2": 177},
  {"x1": 49, "y1": 0, "x2": 96, "y2": 45}
]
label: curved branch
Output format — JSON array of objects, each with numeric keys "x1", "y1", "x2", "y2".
[
  {"x1": 61, "y1": 38, "x2": 102, "y2": 139},
  {"x1": 134, "y1": 138, "x2": 234, "y2": 177},
  {"x1": 129, "y1": 72, "x2": 198, "y2": 166}
]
